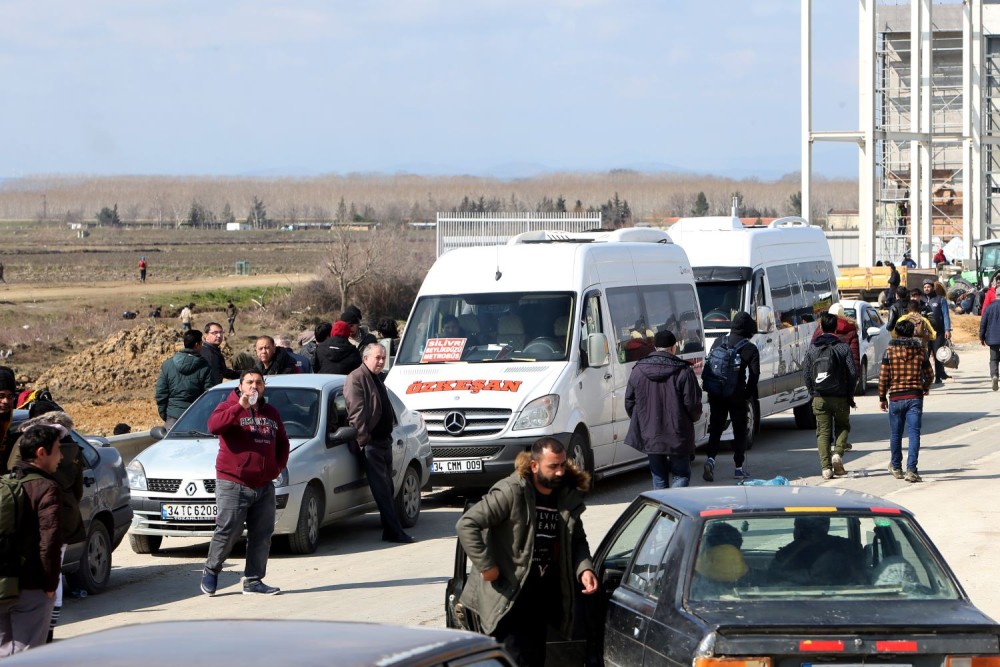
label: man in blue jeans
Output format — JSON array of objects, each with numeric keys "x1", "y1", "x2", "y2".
[
  {"x1": 201, "y1": 370, "x2": 290, "y2": 595},
  {"x1": 878, "y1": 319, "x2": 933, "y2": 483}
]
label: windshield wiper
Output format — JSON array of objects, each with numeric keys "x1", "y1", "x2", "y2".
[{"x1": 171, "y1": 430, "x2": 214, "y2": 438}]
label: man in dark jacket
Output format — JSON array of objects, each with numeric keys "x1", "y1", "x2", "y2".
[
  {"x1": 803, "y1": 313, "x2": 858, "y2": 479},
  {"x1": 303, "y1": 322, "x2": 332, "y2": 371},
  {"x1": 624, "y1": 330, "x2": 703, "y2": 489},
  {"x1": 155, "y1": 330, "x2": 213, "y2": 428},
  {"x1": 979, "y1": 297, "x2": 1000, "y2": 391},
  {"x1": 201, "y1": 370, "x2": 289, "y2": 597},
  {"x1": 200, "y1": 322, "x2": 240, "y2": 386},
  {"x1": 0, "y1": 424, "x2": 62, "y2": 656},
  {"x1": 456, "y1": 437, "x2": 598, "y2": 667},
  {"x1": 922, "y1": 279, "x2": 952, "y2": 383},
  {"x1": 253, "y1": 335, "x2": 298, "y2": 376},
  {"x1": 315, "y1": 321, "x2": 362, "y2": 375},
  {"x1": 886, "y1": 286, "x2": 911, "y2": 333},
  {"x1": 0, "y1": 368, "x2": 14, "y2": 472},
  {"x1": 341, "y1": 306, "x2": 378, "y2": 352},
  {"x1": 703, "y1": 312, "x2": 760, "y2": 482}
]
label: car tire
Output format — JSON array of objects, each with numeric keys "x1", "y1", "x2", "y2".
[
  {"x1": 744, "y1": 398, "x2": 759, "y2": 451},
  {"x1": 394, "y1": 464, "x2": 421, "y2": 529},
  {"x1": 70, "y1": 521, "x2": 112, "y2": 594},
  {"x1": 855, "y1": 359, "x2": 868, "y2": 396},
  {"x1": 569, "y1": 431, "x2": 594, "y2": 477},
  {"x1": 288, "y1": 484, "x2": 323, "y2": 555},
  {"x1": 793, "y1": 402, "x2": 816, "y2": 429},
  {"x1": 128, "y1": 533, "x2": 162, "y2": 555}
]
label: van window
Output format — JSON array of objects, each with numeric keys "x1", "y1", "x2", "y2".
[
  {"x1": 696, "y1": 282, "x2": 745, "y2": 331},
  {"x1": 395, "y1": 292, "x2": 575, "y2": 364},
  {"x1": 607, "y1": 288, "x2": 653, "y2": 362},
  {"x1": 608, "y1": 285, "x2": 704, "y2": 361}
]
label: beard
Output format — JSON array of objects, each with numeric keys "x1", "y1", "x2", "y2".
[{"x1": 535, "y1": 471, "x2": 563, "y2": 490}]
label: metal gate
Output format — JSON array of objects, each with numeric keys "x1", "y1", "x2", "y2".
[{"x1": 435, "y1": 212, "x2": 602, "y2": 256}]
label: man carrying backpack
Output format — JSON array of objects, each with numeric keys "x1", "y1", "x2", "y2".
[
  {"x1": 702, "y1": 312, "x2": 760, "y2": 481},
  {"x1": 803, "y1": 313, "x2": 858, "y2": 480},
  {"x1": 0, "y1": 424, "x2": 62, "y2": 657}
]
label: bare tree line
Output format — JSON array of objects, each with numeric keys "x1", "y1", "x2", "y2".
[{"x1": 0, "y1": 171, "x2": 857, "y2": 226}]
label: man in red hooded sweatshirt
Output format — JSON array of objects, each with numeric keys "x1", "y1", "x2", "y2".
[{"x1": 200, "y1": 370, "x2": 289, "y2": 597}]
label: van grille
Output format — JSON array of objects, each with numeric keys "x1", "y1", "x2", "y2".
[
  {"x1": 420, "y1": 408, "x2": 512, "y2": 438},
  {"x1": 432, "y1": 445, "x2": 506, "y2": 459},
  {"x1": 148, "y1": 479, "x2": 181, "y2": 493}
]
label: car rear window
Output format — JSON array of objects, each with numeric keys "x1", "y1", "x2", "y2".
[{"x1": 689, "y1": 514, "x2": 960, "y2": 602}]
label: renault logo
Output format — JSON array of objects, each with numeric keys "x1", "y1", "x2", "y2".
[
  {"x1": 186, "y1": 482, "x2": 197, "y2": 496},
  {"x1": 443, "y1": 411, "x2": 467, "y2": 436}
]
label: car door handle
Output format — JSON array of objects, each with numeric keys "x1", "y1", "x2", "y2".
[
  {"x1": 604, "y1": 373, "x2": 612, "y2": 380},
  {"x1": 633, "y1": 616, "x2": 647, "y2": 638}
]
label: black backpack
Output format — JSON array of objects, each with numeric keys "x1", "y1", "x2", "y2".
[
  {"x1": 812, "y1": 344, "x2": 847, "y2": 396},
  {"x1": 702, "y1": 339, "x2": 748, "y2": 397}
]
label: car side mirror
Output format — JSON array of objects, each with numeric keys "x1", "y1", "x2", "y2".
[
  {"x1": 586, "y1": 333, "x2": 610, "y2": 368},
  {"x1": 150, "y1": 425, "x2": 167, "y2": 441},
  {"x1": 756, "y1": 306, "x2": 775, "y2": 334},
  {"x1": 867, "y1": 326, "x2": 881, "y2": 339},
  {"x1": 326, "y1": 425, "x2": 358, "y2": 446}
]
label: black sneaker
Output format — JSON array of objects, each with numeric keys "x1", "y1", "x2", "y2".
[
  {"x1": 242, "y1": 578, "x2": 280, "y2": 595},
  {"x1": 200, "y1": 569, "x2": 218, "y2": 596},
  {"x1": 702, "y1": 458, "x2": 715, "y2": 482}
]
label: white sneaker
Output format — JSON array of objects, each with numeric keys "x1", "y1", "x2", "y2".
[
  {"x1": 822, "y1": 468, "x2": 834, "y2": 480},
  {"x1": 831, "y1": 453, "x2": 846, "y2": 476}
]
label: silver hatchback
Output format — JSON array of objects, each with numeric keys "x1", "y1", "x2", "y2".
[{"x1": 126, "y1": 374, "x2": 432, "y2": 554}]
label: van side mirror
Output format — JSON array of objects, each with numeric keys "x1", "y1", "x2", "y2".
[
  {"x1": 586, "y1": 333, "x2": 610, "y2": 368},
  {"x1": 327, "y1": 425, "x2": 358, "y2": 446},
  {"x1": 756, "y1": 306, "x2": 775, "y2": 334},
  {"x1": 150, "y1": 426, "x2": 167, "y2": 441}
]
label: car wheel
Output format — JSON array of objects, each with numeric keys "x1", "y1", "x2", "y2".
[
  {"x1": 744, "y1": 398, "x2": 759, "y2": 451},
  {"x1": 569, "y1": 431, "x2": 593, "y2": 476},
  {"x1": 855, "y1": 359, "x2": 868, "y2": 396},
  {"x1": 128, "y1": 533, "x2": 162, "y2": 555},
  {"x1": 288, "y1": 484, "x2": 323, "y2": 555},
  {"x1": 793, "y1": 402, "x2": 816, "y2": 429},
  {"x1": 70, "y1": 521, "x2": 112, "y2": 594},
  {"x1": 394, "y1": 464, "x2": 421, "y2": 529}
]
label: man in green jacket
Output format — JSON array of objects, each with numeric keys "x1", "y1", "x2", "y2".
[
  {"x1": 456, "y1": 437, "x2": 598, "y2": 667},
  {"x1": 155, "y1": 329, "x2": 213, "y2": 429}
]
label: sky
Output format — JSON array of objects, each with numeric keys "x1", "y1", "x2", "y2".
[{"x1": 0, "y1": 1, "x2": 864, "y2": 180}]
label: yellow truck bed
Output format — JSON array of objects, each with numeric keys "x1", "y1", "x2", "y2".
[{"x1": 836, "y1": 266, "x2": 937, "y2": 301}]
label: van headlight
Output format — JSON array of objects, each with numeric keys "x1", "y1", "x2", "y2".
[
  {"x1": 513, "y1": 395, "x2": 559, "y2": 431},
  {"x1": 126, "y1": 460, "x2": 147, "y2": 491},
  {"x1": 273, "y1": 468, "x2": 289, "y2": 489}
]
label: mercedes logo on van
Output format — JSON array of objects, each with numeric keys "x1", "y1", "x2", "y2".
[
  {"x1": 186, "y1": 482, "x2": 197, "y2": 496},
  {"x1": 443, "y1": 411, "x2": 467, "y2": 436}
]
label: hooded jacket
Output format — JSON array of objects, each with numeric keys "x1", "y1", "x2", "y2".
[
  {"x1": 155, "y1": 348, "x2": 213, "y2": 420},
  {"x1": 314, "y1": 335, "x2": 362, "y2": 375},
  {"x1": 624, "y1": 351, "x2": 703, "y2": 456},
  {"x1": 803, "y1": 333, "x2": 858, "y2": 398},
  {"x1": 11, "y1": 460, "x2": 62, "y2": 592},
  {"x1": 811, "y1": 315, "x2": 860, "y2": 372},
  {"x1": 207, "y1": 387, "x2": 290, "y2": 489},
  {"x1": 878, "y1": 337, "x2": 933, "y2": 402},
  {"x1": 707, "y1": 312, "x2": 760, "y2": 398},
  {"x1": 456, "y1": 455, "x2": 593, "y2": 637}
]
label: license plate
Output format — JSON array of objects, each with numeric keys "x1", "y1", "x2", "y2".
[
  {"x1": 161, "y1": 503, "x2": 218, "y2": 520},
  {"x1": 431, "y1": 458, "x2": 483, "y2": 474}
]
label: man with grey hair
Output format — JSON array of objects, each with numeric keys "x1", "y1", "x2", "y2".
[
  {"x1": 344, "y1": 343, "x2": 413, "y2": 544},
  {"x1": 275, "y1": 334, "x2": 312, "y2": 373}
]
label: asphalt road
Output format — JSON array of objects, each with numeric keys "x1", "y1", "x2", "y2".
[{"x1": 57, "y1": 344, "x2": 1000, "y2": 637}]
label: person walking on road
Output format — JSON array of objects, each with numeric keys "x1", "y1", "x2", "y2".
[
  {"x1": 979, "y1": 296, "x2": 1000, "y2": 391},
  {"x1": 344, "y1": 343, "x2": 413, "y2": 544},
  {"x1": 879, "y1": 319, "x2": 933, "y2": 483},
  {"x1": 624, "y1": 330, "x2": 703, "y2": 489},
  {"x1": 138, "y1": 257, "x2": 147, "y2": 283},
  {"x1": 200, "y1": 370, "x2": 289, "y2": 597},
  {"x1": 702, "y1": 311, "x2": 760, "y2": 482},
  {"x1": 922, "y1": 279, "x2": 952, "y2": 383},
  {"x1": 155, "y1": 329, "x2": 213, "y2": 429},
  {"x1": 456, "y1": 437, "x2": 598, "y2": 667},
  {"x1": 803, "y1": 313, "x2": 858, "y2": 480}
]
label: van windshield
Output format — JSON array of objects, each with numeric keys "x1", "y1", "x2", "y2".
[
  {"x1": 696, "y1": 282, "x2": 745, "y2": 330},
  {"x1": 396, "y1": 292, "x2": 576, "y2": 364}
]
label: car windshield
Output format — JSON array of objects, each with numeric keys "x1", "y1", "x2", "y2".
[
  {"x1": 171, "y1": 387, "x2": 321, "y2": 439},
  {"x1": 688, "y1": 514, "x2": 960, "y2": 602},
  {"x1": 695, "y1": 282, "x2": 744, "y2": 330},
  {"x1": 395, "y1": 292, "x2": 575, "y2": 364}
]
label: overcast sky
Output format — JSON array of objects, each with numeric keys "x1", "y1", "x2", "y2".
[{"x1": 1, "y1": 1, "x2": 863, "y2": 180}]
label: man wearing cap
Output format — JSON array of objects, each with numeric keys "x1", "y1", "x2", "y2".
[
  {"x1": 922, "y1": 279, "x2": 952, "y2": 383},
  {"x1": 624, "y1": 330, "x2": 703, "y2": 489},
  {"x1": 341, "y1": 306, "x2": 378, "y2": 352},
  {"x1": 314, "y1": 321, "x2": 361, "y2": 375},
  {"x1": 901, "y1": 252, "x2": 917, "y2": 269}
]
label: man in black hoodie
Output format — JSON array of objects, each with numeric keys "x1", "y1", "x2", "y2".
[
  {"x1": 703, "y1": 312, "x2": 760, "y2": 481},
  {"x1": 886, "y1": 286, "x2": 910, "y2": 333},
  {"x1": 624, "y1": 330, "x2": 703, "y2": 489},
  {"x1": 314, "y1": 321, "x2": 362, "y2": 375},
  {"x1": 803, "y1": 312, "x2": 858, "y2": 479}
]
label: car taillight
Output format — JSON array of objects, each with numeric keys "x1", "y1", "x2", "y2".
[
  {"x1": 948, "y1": 657, "x2": 1000, "y2": 667},
  {"x1": 695, "y1": 658, "x2": 770, "y2": 667}
]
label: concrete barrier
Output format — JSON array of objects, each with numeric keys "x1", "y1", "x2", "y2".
[{"x1": 104, "y1": 430, "x2": 159, "y2": 464}]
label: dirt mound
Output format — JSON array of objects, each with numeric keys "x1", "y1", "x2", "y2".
[
  {"x1": 36, "y1": 323, "x2": 181, "y2": 397},
  {"x1": 951, "y1": 312, "x2": 981, "y2": 345}
]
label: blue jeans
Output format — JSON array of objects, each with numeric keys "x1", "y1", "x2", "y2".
[
  {"x1": 888, "y1": 398, "x2": 923, "y2": 472},
  {"x1": 648, "y1": 454, "x2": 691, "y2": 489},
  {"x1": 205, "y1": 479, "x2": 275, "y2": 581}
]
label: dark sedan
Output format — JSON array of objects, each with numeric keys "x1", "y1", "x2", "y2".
[
  {"x1": 11, "y1": 410, "x2": 132, "y2": 594},
  {"x1": 448, "y1": 485, "x2": 1000, "y2": 667}
]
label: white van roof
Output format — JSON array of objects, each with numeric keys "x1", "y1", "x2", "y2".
[
  {"x1": 508, "y1": 228, "x2": 672, "y2": 245},
  {"x1": 667, "y1": 216, "x2": 830, "y2": 268}
]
